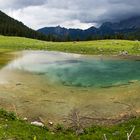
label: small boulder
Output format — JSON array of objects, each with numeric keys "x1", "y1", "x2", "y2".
[{"x1": 31, "y1": 121, "x2": 44, "y2": 127}]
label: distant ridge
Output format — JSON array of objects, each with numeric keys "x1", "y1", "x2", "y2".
[{"x1": 38, "y1": 16, "x2": 140, "y2": 41}]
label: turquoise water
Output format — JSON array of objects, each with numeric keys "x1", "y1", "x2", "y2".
[
  {"x1": 46, "y1": 59, "x2": 140, "y2": 87},
  {"x1": 6, "y1": 51, "x2": 140, "y2": 88}
]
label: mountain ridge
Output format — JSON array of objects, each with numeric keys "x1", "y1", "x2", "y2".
[{"x1": 38, "y1": 16, "x2": 140, "y2": 41}]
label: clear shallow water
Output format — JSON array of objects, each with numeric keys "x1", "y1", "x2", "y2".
[{"x1": 5, "y1": 51, "x2": 140, "y2": 88}]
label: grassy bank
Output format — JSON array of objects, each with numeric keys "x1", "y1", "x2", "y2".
[
  {"x1": 0, "y1": 109, "x2": 139, "y2": 140},
  {"x1": 0, "y1": 36, "x2": 140, "y2": 55}
]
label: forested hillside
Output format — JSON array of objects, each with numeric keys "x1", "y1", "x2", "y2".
[{"x1": 0, "y1": 11, "x2": 48, "y2": 41}]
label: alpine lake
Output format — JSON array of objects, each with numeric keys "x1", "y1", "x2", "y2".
[{"x1": 0, "y1": 50, "x2": 140, "y2": 125}]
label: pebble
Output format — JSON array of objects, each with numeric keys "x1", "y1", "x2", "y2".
[
  {"x1": 23, "y1": 117, "x2": 28, "y2": 121},
  {"x1": 49, "y1": 121, "x2": 53, "y2": 125}
]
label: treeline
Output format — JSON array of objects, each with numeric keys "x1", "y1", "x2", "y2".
[
  {"x1": 85, "y1": 33, "x2": 140, "y2": 41},
  {"x1": 44, "y1": 33, "x2": 140, "y2": 42}
]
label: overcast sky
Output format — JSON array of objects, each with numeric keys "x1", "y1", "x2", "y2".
[{"x1": 0, "y1": 0, "x2": 139, "y2": 30}]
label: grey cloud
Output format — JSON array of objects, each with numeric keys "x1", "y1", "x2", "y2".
[
  {"x1": 98, "y1": 0, "x2": 140, "y2": 22},
  {"x1": 0, "y1": 0, "x2": 46, "y2": 9},
  {"x1": 0, "y1": 0, "x2": 140, "y2": 29},
  {"x1": 16, "y1": 0, "x2": 46, "y2": 7},
  {"x1": 45, "y1": 0, "x2": 140, "y2": 23}
]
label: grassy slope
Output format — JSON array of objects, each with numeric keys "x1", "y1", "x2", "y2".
[
  {"x1": 0, "y1": 109, "x2": 139, "y2": 140},
  {"x1": 0, "y1": 36, "x2": 140, "y2": 55}
]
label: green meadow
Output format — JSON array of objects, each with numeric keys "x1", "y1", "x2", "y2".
[{"x1": 0, "y1": 36, "x2": 140, "y2": 55}]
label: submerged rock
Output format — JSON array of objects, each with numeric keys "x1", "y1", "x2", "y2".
[
  {"x1": 16, "y1": 83, "x2": 22, "y2": 86},
  {"x1": 128, "y1": 80, "x2": 139, "y2": 84}
]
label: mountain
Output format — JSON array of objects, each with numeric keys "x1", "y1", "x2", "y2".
[
  {"x1": 38, "y1": 26, "x2": 85, "y2": 41},
  {"x1": 39, "y1": 26, "x2": 68, "y2": 36},
  {"x1": 0, "y1": 10, "x2": 48, "y2": 41},
  {"x1": 38, "y1": 16, "x2": 140, "y2": 41}
]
